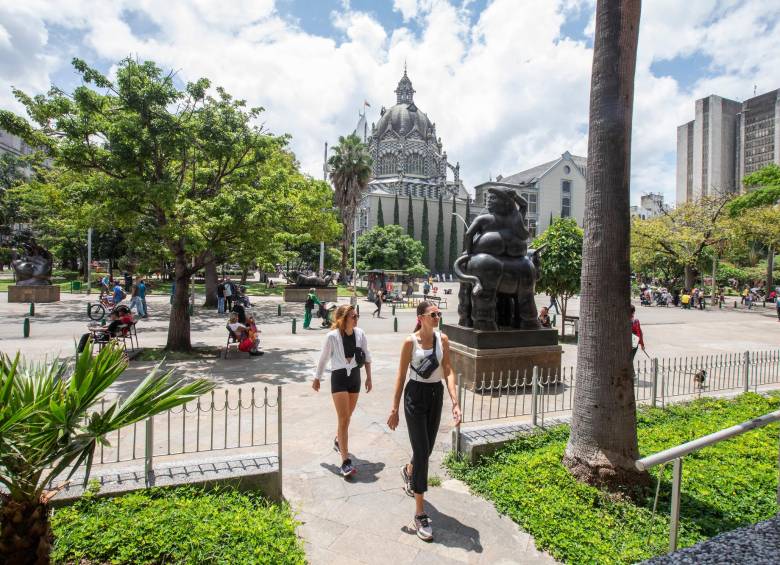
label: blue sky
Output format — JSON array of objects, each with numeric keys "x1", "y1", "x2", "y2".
[{"x1": 2, "y1": 0, "x2": 780, "y2": 206}]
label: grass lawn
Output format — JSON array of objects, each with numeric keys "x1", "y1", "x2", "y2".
[
  {"x1": 51, "y1": 485, "x2": 305, "y2": 565},
  {"x1": 447, "y1": 393, "x2": 780, "y2": 565}
]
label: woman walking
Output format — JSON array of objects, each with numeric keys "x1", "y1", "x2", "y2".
[
  {"x1": 372, "y1": 289, "x2": 384, "y2": 318},
  {"x1": 313, "y1": 304, "x2": 372, "y2": 477},
  {"x1": 387, "y1": 301, "x2": 461, "y2": 541}
]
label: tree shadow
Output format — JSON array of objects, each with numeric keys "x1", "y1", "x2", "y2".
[{"x1": 399, "y1": 501, "x2": 483, "y2": 553}]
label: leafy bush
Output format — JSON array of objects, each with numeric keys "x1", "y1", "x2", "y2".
[
  {"x1": 447, "y1": 393, "x2": 780, "y2": 565},
  {"x1": 51, "y1": 486, "x2": 305, "y2": 565}
]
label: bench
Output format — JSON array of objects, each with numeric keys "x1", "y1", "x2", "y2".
[
  {"x1": 563, "y1": 315, "x2": 579, "y2": 336},
  {"x1": 427, "y1": 295, "x2": 448, "y2": 309},
  {"x1": 224, "y1": 327, "x2": 240, "y2": 359}
]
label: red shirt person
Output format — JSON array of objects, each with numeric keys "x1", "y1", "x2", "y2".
[{"x1": 630, "y1": 305, "x2": 644, "y2": 361}]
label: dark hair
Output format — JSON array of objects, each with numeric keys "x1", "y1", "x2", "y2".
[
  {"x1": 414, "y1": 301, "x2": 434, "y2": 331},
  {"x1": 630, "y1": 305, "x2": 636, "y2": 315}
]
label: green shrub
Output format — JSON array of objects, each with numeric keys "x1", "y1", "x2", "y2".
[
  {"x1": 448, "y1": 393, "x2": 780, "y2": 565},
  {"x1": 51, "y1": 486, "x2": 305, "y2": 565}
]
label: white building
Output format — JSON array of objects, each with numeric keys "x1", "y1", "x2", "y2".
[
  {"x1": 473, "y1": 151, "x2": 586, "y2": 237},
  {"x1": 630, "y1": 193, "x2": 666, "y2": 220}
]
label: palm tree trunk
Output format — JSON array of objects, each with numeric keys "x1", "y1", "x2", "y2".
[
  {"x1": 563, "y1": 0, "x2": 648, "y2": 490},
  {"x1": 0, "y1": 497, "x2": 53, "y2": 564}
]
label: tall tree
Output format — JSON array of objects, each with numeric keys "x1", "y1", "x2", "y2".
[
  {"x1": 434, "y1": 194, "x2": 445, "y2": 272},
  {"x1": 0, "y1": 58, "x2": 321, "y2": 351},
  {"x1": 393, "y1": 192, "x2": 400, "y2": 225},
  {"x1": 563, "y1": 0, "x2": 647, "y2": 489},
  {"x1": 420, "y1": 197, "x2": 430, "y2": 269},
  {"x1": 355, "y1": 225, "x2": 426, "y2": 272},
  {"x1": 328, "y1": 133, "x2": 372, "y2": 280},
  {"x1": 448, "y1": 196, "x2": 459, "y2": 272},
  {"x1": 377, "y1": 197, "x2": 385, "y2": 227},
  {"x1": 406, "y1": 193, "x2": 415, "y2": 237}
]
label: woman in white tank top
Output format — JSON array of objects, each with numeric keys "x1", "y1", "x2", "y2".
[{"x1": 386, "y1": 300, "x2": 462, "y2": 542}]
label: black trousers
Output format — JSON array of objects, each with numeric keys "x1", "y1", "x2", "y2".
[{"x1": 404, "y1": 379, "x2": 443, "y2": 494}]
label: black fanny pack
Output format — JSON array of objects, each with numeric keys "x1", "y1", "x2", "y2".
[
  {"x1": 354, "y1": 347, "x2": 366, "y2": 369},
  {"x1": 410, "y1": 335, "x2": 439, "y2": 379}
]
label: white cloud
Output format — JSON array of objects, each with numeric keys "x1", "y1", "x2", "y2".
[{"x1": 1, "y1": 0, "x2": 779, "y2": 208}]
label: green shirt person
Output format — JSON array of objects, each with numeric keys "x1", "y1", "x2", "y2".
[{"x1": 303, "y1": 288, "x2": 321, "y2": 329}]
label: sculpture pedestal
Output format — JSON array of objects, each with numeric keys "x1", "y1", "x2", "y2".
[
  {"x1": 8, "y1": 285, "x2": 61, "y2": 303},
  {"x1": 442, "y1": 324, "x2": 562, "y2": 389},
  {"x1": 283, "y1": 286, "x2": 338, "y2": 303}
]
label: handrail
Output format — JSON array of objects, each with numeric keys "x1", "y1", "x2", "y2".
[
  {"x1": 636, "y1": 409, "x2": 780, "y2": 470},
  {"x1": 633, "y1": 408, "x2": 780, "y2": 554}
]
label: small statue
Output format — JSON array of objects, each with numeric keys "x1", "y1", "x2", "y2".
[
  {"x1": 453, "y1": 187, "x2": 545, "y2": 331},
  {"x1": 11, "y1": 240, "x2": 53, "y2": 286},
  {"x1": 285, "y1": 270, "x2": 336, "y2": 288}
]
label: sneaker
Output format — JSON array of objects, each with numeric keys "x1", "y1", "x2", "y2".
[
  {"x1": 401, "y1": 465, "x2": 414, "y2": 497},
  {"x1": 340, "y1": 459, "x2": 357, "y2": 477},
  {"x1": 413, "y1": 514, "x2": 433, "y2": 541}
]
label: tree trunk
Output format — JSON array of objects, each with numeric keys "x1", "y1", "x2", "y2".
[
  {"x1": 0, "y1": 497, "x2": 53, "y2": 565},
  {"x1": 766, "y1": 245, "x2": 774, "y2": 291},
  {"x1": 240, "y1": 267, "x2": 249, "y2": 285},
  {"x1": 340, "y1": 221, "x2": 350, "y2": 282},
  {"x1": 166, "y1": 250, "x2": 192, "y2": 351},
  {"x1": 203, "y1": 259, "x2": 218, "y2": 307},
  {"x1": 563, "y1": 0, "x2": 648, "y2": 490},
  {"x1": 684, "y1": 264, "x2": 696, "y2": 290},
  {"x1": 560, "y1": 295, "x2": 568, "y2": 338}
]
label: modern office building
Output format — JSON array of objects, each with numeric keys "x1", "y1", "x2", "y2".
[
  {"x1": 630, "y1": 193, "x2": 666, "y2": 220},
  {"x1": 676, "y1": 89, "x2": 780, "y2": 203}
]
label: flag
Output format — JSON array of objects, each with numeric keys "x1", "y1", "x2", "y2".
[{"x1": 364, "y1": 100, "x2": 371, "y2": 108}]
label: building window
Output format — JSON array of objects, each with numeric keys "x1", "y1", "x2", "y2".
[
  {"x1": 561, "y1": 181, "x2": 571, "y2": 217},
  {"x1": 378, "y1": 154, "x2": 397, "y2": 176},
  {"x1": 528, "y1": 219, "x2": 537, "y2": 238},
  {"x1": 406, "y1": 153, "x2": 425, "y2": 175},
  {"x1": 563, "y1": 165, "x2": 571, "y2": 174},
  {"x1": 527, "y1": 193, "x2": 538, "y2": 215}
]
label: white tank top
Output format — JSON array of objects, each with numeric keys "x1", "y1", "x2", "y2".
[{"x1": 408, "y1": 331, "x2": 444, "y2": 383}]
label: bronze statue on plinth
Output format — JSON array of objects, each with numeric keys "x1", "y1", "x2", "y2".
[{"x1": 12, "y1": 240, "x2": 53, "y2": 286}]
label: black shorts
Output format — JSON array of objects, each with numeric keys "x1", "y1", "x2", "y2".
[{"x1": 331, "y1": 367, "x2": 361, "y2": 394}]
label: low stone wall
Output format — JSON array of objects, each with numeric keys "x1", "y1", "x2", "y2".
[
  {"x1": 49, "y1": 453, "x2": 281, "y2": 506},
  {"x1": 283, "y1": 286, "x2": 338, "y2": 303},
  {"x1": 8, "y1": 284, "x2": 61, "y2": 303}
]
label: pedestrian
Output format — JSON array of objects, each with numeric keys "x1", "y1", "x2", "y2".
[
  {"x1": 548, "y1": 293, "x2": 560, "y2": 314},
  {"x1": 630, "y1": 305, "x2": 644, "y2": 361},
  {"x1": 216, "y1": 279, "x2": 226, "y2": 314},
  {"x1": 422, "y1": 280, "x2": 431, "y2": 299},
  {"x1": 776, "y1": 294, "x2": 780, "y2": 322},
  {"x1": 538, "y1": 306, "x2": 552, "y2": 328},
  {"x1": 313, "y1": 304, "x2": 372, "y2": 477},
  {"x1": 372, "y1": 290, "x2": 384, "y2": 318},
  {"x1": 137, "y1": 277, "x2": 148, "y2": 318},
  {"x1": 387, "y1": 301, "x2": 461, "y2": 542},
  {"x1": 304, "y1": 288, "x2": 321, "y2": 329},
  {"x1": 741, "y1": 285, "x2": 749, "y2": 305},
  {"x1": 128, "y1": 276, "x2": 145, "y2": 318},
  {"x1": 123, "y1": 271, "x2": 132, "y2": 293},
  {"x1": 112, "y1": 279, "x2": 126, "y2": 307},
  {"x1": 224, "y1": 276, "x2": 234, "y2": 311}
]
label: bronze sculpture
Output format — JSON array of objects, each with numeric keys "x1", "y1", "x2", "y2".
[
  {"x1": 11, "y1": 240, "x2": 53, "y2": 286},
  {"x1": 285, "y1": 270, "x2": 336, "y2": 288},
  {"x1": 454, "y1": 187, "x2": 545, "y2": 331}
]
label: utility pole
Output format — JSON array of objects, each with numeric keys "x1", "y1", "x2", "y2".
[{"x1": 86, "y1": 227, "x2": 92, "y2": 295}]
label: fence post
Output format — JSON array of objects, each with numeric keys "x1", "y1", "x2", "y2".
[
  {"x1": 669, "y1": 457, "x2": 683, "y2": 553},
  {"x1": 277, "y1": 385, "x2": 283, "y2": 496},
  {"x1": 531, "y1": 366, "x2": 539, "y2": 427},
  {"x1": 144, "y1": 416, "x2": 154, "y2": 487},
  {"x1": 454, "y1": 372, "x2": 462, "y2": 455},
  {"x1": 743, "y1": 351, "x2": 750, "y2": 392},
  {"x1": 650, "y1": 357, "x2": 659, "y2": 407}
]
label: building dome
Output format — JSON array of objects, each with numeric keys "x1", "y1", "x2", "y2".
[{"x1": 375, "y1": 103, "x2": 433, "y2": 139}]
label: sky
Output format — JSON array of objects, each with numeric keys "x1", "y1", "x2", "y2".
[{"x1": 2, "y1": 0, "x2": 780, "y2": 206}]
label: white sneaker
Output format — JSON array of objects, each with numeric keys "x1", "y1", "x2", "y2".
[{"x1": 413, "y1": 514, "x2": 433, "y2": 541}]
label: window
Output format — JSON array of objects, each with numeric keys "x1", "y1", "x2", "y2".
[
  {"x1": 406, "y1": 153, "x2": 425, "y2": 175},
  {"x1": 561, "y1": 181, "x2": 571, "y2": 217},
  {"x1": 528, "y1": 219, "x2": 537, "y2": 238},
  {"x1": 484, "y1": 191, "x2": 488, "y2": 206},
  {"x1": 378, "y1": 154, "x2": 397, "y2": 176},
  {"x1": 527, "y1": 193, "x2": 538, "y2": 215},
  {"x1": 563, "y1": 165, "x2": 571, "y2": 174}
]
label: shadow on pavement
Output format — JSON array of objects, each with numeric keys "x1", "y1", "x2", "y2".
[
  {"x1": 319, "y1": 458, "x2": 386, "y2": 483},
  {"x1": 400, "y1": 501, "x2": 484, "y2": 554}
]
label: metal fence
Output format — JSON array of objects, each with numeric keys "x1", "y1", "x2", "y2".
[
  {"x1": 459, "y1": 350, "x2": 780, "y2": 427},
  {"x1": 77, "y1": 385, "x2": 282, "y2": 485}
]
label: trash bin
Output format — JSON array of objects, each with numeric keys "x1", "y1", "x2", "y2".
[{"x1": 72, "y1": 281, "x2": 82, "y2": 291}]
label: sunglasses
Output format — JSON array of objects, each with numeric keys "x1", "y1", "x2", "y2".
[
  {"x1": 350, "y1": 313, "x2": 360, "y2": 319},
  {"x1": 422, "y1": 312, "x2": 441, "y2": 319}
]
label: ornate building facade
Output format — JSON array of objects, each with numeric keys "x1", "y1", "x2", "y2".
[{"x1": 354, "y1": 69, "x2": 471, "y2": 272}]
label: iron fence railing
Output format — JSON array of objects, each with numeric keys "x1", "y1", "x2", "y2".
[
  {"x1": 59, "y1": 385, "x2": 282, "y2": 487},
  {"x1": 459, "y1": 350, "x2": 780, "y2": 427}
]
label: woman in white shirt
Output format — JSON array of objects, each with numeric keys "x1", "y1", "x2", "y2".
[
  {"x1": 387, "y1": 301, "x2": 461, "y2": 541},
  {"x1": 313, "y1": 304, "x2": 373, "y2": 477}
]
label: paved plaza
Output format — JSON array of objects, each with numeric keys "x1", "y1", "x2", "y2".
[{"x1": 2, "y1": 286, "x2": 779, "y2": 564}]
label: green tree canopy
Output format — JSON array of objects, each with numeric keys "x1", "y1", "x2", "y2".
[
  {"x1": 355, "y1": 224, "x2": 426, "y2": 272},
  {"x1": 532, "y1": 217, "x2": 583, "y2": 335},
  {"x1": 728, "y1": 164, "x2": 780, "y2": 216}
]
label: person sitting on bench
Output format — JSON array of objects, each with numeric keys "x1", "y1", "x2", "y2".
[{"x1": 227, "y1": 312, "x2": 262, "y2": 356}]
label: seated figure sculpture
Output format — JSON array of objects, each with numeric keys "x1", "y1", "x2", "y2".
[
  {"x1": 454, "y1": 187, "x2": 545, "y2": 331},
  {"x1": 11, "y1": 240, "x2": 53, "y2": 286},
  {"x1": 285, "y1": 270, "x2": 335, "y2": 287}
]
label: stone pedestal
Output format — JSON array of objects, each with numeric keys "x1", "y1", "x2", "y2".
[
  {"x1": 283, "y1": 286, "x2": 338, "y2": 303},
  {"x1": 442, "y1": 323, "x2": 562, "y2": 390},
  {"x1": 8, "y1": 285, "x2": 60, "y2": 303}
]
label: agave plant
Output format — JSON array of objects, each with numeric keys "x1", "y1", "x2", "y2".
[{"x1": 0, "y1": 343, "x2": 214, "y2": 565}]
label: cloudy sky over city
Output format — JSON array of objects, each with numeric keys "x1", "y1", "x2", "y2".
[{"x1": 2, "y1": 0, "x2": 780, "y2": 205}]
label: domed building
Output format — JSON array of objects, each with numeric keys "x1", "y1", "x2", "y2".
[{"x1": 353, "y1": 69, "x2": 471, "y2": 273}]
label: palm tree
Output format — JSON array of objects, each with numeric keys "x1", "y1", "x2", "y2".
[
  {"x1": 563, "y1": 0, "x2": 648, "y2": 490},
  {"x1": 0, "y1": 343, "x2": 214, "y2": 564},
  {"x1": 328, "y1": 134, "x2": 373, "y2": 281}
]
